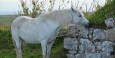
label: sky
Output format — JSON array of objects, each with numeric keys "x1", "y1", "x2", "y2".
[
  {"x1": 0, "y1": 0, "x2": 20, "y2": 15},
  {"x1": 0, "y1": 0, "x2": 106, "y2": 15}
]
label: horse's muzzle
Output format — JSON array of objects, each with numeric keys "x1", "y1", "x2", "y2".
[
  {"x1": 110, "y1": 51, "x2": 115, "y2": 55},
  {"x1": 85, "y1": 23, "x2": 92, "y2": 28}
]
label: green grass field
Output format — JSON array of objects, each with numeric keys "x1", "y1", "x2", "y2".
[{"x1": 0, "y1": 15, "x2": 66, "y2": 58}]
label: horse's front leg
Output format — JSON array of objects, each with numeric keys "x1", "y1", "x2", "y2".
[{"x1": 41, "y1": 40, "x2": 48, "y2": 58}]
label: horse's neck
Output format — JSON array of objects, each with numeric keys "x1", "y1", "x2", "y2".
[
  {"x1": 57, "y1": 17, "x2": 72, "y2": 28},
  {"x1": 36, "y1": 9, "x2": 72, "y2": 27}
]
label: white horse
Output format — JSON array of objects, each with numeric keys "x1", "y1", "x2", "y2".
[{"x1": 11, "y1": 7, "x2": 90, "y2": 58}]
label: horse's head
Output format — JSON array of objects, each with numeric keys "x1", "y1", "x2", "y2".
[{"x1": 71, "y1": 7, "x2": 91, "y2": 28}]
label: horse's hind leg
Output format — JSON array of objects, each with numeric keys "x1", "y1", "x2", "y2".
[
  {"x1": 13, "y1": 36, "x2": 22, "y2": 58},
  {"x1": 47, "y1": 40, "x2": 55, "y2": 58}
]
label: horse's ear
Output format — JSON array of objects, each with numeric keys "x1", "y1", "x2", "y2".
[{"x1": 71, "y1": 7, "x2": 76, "y2": 12}]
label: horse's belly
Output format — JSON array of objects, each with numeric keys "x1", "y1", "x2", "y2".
[
  {"x1": 20, "y1": 35, "x2": 41, "y2": 44},
  {"x1": 23, "y1": 38, "x2": 40, "y2": 44},
  {"x1": 19, "y1": 29, "x2": 41, "y2": 44}
]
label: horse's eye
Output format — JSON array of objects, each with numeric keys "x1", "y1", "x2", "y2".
[{"x1": 79, "y1": 15, "x2": 82, "y2": 17}]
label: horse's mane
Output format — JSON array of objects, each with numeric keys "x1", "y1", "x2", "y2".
[{"x1": 37, "y1": 9, "x2": 73, "y2": 27}]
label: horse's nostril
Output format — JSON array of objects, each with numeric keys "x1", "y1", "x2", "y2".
[
  {"x1": 85, "y1": 23, "x2": 92, "y2": 28},
  {"x1": 88, "y1": 23, "x2": 92, "y2": 28},
  {"x1": 110, "y1": 51, "x2": 115, "y2": 55},
  {"x1": 88, "y1": 23, "x2": 90, "y2": 26}
]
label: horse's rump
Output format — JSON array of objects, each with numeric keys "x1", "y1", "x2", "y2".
[{"x1": 11, "y1": 16, "x2": 33, "y2": 28}]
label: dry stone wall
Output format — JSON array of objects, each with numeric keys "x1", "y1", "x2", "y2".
[{"x1": 64, "y1": 18, "x2": 115, "y2": 58}]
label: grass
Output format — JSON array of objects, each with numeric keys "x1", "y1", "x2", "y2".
[
  {"x1": 0, "y1": 16, "x2": 66, "y2": 58},
  {"x1": 88, "y1": 0, "x2": 115, "y2": 28},
  {"x1": 0, "y1": 15, "x2": 15, "y2": 27},
  {"x1": 0, "y1": 39, "x2": 66, "y2": 58}
]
